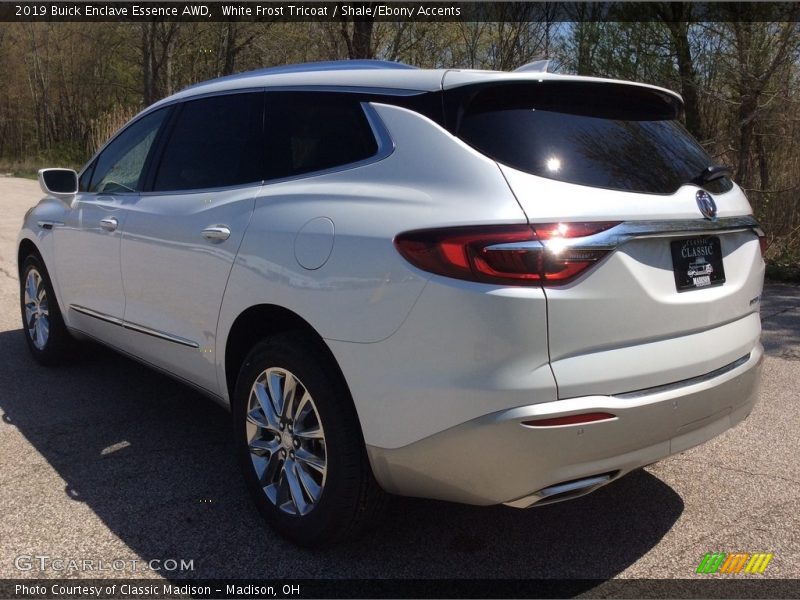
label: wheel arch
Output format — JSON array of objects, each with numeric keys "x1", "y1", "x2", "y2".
[
  {"x1": 18, "y1": 236, "x2": 68, "y2": 322},
  {"x1": 18, "y1": 237, "x2": 42, "y2": 274},
  {"x1": 223, "y1": 304, "x2": 353, "y2": 411}
]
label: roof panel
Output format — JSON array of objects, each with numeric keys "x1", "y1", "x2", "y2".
[{"x1": 150, "y1": 60, "x2": 683, "y2": 109}]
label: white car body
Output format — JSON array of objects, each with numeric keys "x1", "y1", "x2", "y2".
[{"x1": 19, "y1": 61, "x2": 764, "y2": 515}]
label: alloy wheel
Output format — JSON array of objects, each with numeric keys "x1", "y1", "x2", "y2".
[
  {"x1": 246, "y1": 367, "x2": 327, "y2": 516},
  {"x1": 24, "y1": 268, "x2": 50, "y2": 350}
]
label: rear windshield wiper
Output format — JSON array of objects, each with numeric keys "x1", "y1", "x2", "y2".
[{"x1": 692, "y1": 165, "x2": 731, "y2": 186}]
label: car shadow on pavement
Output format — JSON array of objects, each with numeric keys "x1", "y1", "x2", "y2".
[{"x1": 0, "y1": 328, "x2": 683, "y2": 584}]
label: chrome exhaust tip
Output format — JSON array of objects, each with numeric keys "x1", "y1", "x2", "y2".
[{"x1": 504, "y1": 471, "x2": 617, "y2": 509}]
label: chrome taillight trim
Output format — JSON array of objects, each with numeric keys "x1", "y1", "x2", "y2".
[
  {"x1": 486, "y1": 215, "x2": 761, "y2": 253},
  {"x1": 584, "y1": 215, "x2": 762, "y2": 248}
]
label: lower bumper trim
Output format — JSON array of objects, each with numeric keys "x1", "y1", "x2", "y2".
[
  {"x1": 614, "y1": 353, "x2": 751, "y2": 400},
  {"x1": 367, "y1": 344, "x2": 762, "y2": 507}
]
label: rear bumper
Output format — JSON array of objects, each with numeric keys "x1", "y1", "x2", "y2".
[{"x1": 366, "y1": 344, "x2": 763, "y2": 507}]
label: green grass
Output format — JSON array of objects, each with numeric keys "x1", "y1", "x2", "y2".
[
  {"x1": 1, "y1": 146, "x2": 86, "y2": 180},
  {"x1": 0, "y1": 160, "x2": 40, "y2": 179},
  {"x1": 0, "y1": 160, "x2": 83, "y2": 180}
]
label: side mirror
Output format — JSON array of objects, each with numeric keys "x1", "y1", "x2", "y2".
[{"x1": 38, "y1": 168, "x2": 78, "y2": 198}]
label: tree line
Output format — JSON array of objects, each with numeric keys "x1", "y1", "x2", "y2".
[{"x1": 0, "y1": 6, "x2": 798, "y2": 268}]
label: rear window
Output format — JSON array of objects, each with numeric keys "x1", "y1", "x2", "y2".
[{"x1": 453, "y1": 83, "x2": 732, "y2": 195}]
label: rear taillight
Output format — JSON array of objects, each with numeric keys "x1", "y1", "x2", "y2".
[
  {"x1": 394, "y1": 222, "x2": 619, "y2": 286},
  {"x1": 758, "y1": 231, "x2": 768, "y2": 257}
]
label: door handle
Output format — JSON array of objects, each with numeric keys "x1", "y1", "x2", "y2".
[
  {"x1": 99, "y1": 217, "x2": 118, "y2": 232},
  {"x1": 202, "y1": 226, "x2": 231, "y2": 241}
]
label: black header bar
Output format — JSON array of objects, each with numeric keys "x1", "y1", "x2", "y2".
[
  {"x1": 3, "y1": 578, "x2": 800, "y2": 599},
  {"x1": 2, "y1": 2, "x2": 800, "y2": 22}
]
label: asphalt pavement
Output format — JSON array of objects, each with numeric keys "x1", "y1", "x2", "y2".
[{"x1": 0, "y1": 177, "x2": 798, "y2": 588}]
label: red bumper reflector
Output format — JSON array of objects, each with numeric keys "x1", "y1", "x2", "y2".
[{"x1": 522, "y1": 412, "x2": 616, "y2": 427}]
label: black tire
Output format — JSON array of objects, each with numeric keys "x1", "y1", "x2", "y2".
[
  {"x1": 19, "y1": 253, "x2": 73, "y2": 366},
  {"x1": 233, "y1": 333, "x2": 386, "y2": 547}
]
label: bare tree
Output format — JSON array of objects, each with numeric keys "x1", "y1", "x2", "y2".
[
  {"x1": 727, "y1": 18, "x2": 800, "y2": 187},
  {"x1": 339, "y1": 3, "x2": 375, "y2": 59},
  {"x1": 653, "y1": 3, "x2": 704, "y2": 138},
  {"x1": 141, "y1": 21, "x2": 179, "y2": 104}
]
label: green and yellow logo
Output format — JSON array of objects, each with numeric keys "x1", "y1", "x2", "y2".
[{"x1": 697, "y1": 552, "x2": 774, "y2": 574}]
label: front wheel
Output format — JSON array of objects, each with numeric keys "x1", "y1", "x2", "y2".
[
  {"x1": 233, "y1": 334, "x2": 386, "y2": 547},
  {"x1": 20, "y1": 254, "x2": 73, "y2": 365}
]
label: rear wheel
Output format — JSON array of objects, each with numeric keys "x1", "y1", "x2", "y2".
[
  {"x1": 20, "y1": 254, "x2": 72, "y2": 366},
  {"x1": 233, "y1": 334, "x2": 386, "y2": 546}
]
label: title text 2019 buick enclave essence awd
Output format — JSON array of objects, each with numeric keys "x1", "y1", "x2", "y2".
[{"x1": 19, "y1": 60, "x2": 765, "y2": 546}]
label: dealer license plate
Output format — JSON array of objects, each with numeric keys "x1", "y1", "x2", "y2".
[{"x1": 670, "y1": 236, "x2": 726, "y2": 291}]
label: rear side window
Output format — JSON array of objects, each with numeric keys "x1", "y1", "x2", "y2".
[
  {"x1": 153, "y1": 92, "x2": 264, "y2": 191},
  {"x1": 453, "y1": 83, "x2": 732, "y2": 195},
  {"x1": 264, "y1": 93, "x2": 378, "y2": 180}
]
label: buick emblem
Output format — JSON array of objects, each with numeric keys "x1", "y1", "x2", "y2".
[{"x1": 696, "y1": 190, "x2": 717, "y2": 220}]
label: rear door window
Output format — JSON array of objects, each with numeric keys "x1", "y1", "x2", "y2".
[{"x1": 452, "y1": 82, "x2": 732, "y2": 195}]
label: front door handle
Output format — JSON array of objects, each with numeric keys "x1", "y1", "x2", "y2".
[
  {"x1": 202, "y1": 225, "x2": 231, "y2": 241},
  {"x1": 99, "y1": 217, "x2": 118, "y2": 232}
]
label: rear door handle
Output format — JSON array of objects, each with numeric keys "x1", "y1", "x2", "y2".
[
  {"x1": 202, "y1": 226, "x2": 231, "y2": 241},
  {"x1": 100, "y1": 217, "x2": 118, "y2": 232}
]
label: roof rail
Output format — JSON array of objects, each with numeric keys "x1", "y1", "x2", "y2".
[
  {"x1": 514, "y1": 59, "x2": 551, "y2": 74},
  {"x1": 255, "y1": 60, "x2": 417, "y2": 75},
  {"x1": 185, "y1": 60, "x2": 417, "y2": 90}
]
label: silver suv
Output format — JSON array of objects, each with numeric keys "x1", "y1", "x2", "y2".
[{"x1": 19, "y1": 60, "x2": 765, "y2": 546}]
